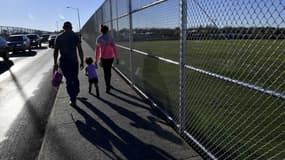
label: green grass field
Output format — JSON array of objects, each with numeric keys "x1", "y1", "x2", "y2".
[
  {"x1": 116, "y1": 39, "x2": 285, "y2": 159},
  {"x1": 119, "y1": 40, "x2": 284, "y2": 93}
]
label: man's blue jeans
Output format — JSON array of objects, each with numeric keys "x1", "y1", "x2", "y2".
[{"x1": 60, "y1": 61, "x2": 79, "y2": 102}]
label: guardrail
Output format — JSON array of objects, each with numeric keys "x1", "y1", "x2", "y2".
[{"x1": 0, "y1": 26, "x2": 51, "y2": 39}]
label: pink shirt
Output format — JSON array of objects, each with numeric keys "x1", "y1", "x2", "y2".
[{"x1": 95, "y1": 34, "x2": 118, "y2": 62}]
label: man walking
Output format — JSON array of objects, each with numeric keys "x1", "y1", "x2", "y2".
[{"x1": 54, "y1": 21, "x2": 84, "y2": 106}]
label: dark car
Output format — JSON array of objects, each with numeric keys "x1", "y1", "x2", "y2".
[
  {"x1": 48, "y1": 35, "x2": 57, "y2": 48},
  {"x1": 41, "y1": 34, "x2": 49, "y2": 43},
  {"x1": 0, "y1": 36, "x2": 9, "y2": 61},
  {"x1": 27, "y1": 34, "x2": 42, "y2": 48},
  {"x1": 7, "y1": 35, "x2": 31, "y2": 53}
]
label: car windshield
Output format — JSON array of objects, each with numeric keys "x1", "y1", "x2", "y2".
[
  {"x1": 27, "y1": 35, "x2": 37, "y2": 39},
  {"x1": 8, "y1": 36, "x2": 23, "y2": 41},
  {"x1": 0, "y1": 37, "x2": 6, "y2": 46}
]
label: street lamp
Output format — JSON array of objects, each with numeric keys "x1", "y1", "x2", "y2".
[
  {"x1": 56, "y1": 21, "x2": 58, "y2": 32},
  {"x1": 66, "y1": 6, "x2": 81, "y2": 36},
  {"x1": 56, "y1": 19, "x2": 64, "y2": 33}
]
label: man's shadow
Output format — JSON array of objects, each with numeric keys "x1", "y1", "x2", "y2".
[
  {"x1": 74, "y1": 97, "x2": 177, "y2": 160},
  {"x1": 0, "y1": 60, "x2": 14, "y2": 74},
  {"x1": 72, "y1": 103, "x2": 122, "y2": 159}
]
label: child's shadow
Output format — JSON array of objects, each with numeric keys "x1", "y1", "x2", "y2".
[{"x1": 74, "y1": 97, "x2": 177, "y2": 160}]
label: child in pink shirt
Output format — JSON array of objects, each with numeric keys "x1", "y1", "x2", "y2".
[{"x1": 85, "y1": 57, "x2": 99, "y2": 96}]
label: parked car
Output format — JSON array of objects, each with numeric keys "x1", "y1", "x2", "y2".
[
  {"x1": 7, "y1": 35, "x2": 31, "y2": 53},
  {"x1": 27, "y1": 34, "x2": 42, "y2": 48},
  {"x1": 41, "y1": 34, "x2": 49, "y2": 43},
  {"x1": 0, "y1": 36, "x2": 9, "y2": 61},
  {"x1": 48, "y1": 35, "x2": 57, "y2": 48}
]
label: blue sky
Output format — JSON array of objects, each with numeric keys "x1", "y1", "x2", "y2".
[
  {"x1": 1, "y1": 0, "x2": 283, "y2": 32},
  {"x1": 0, "y1": 0, "x2": 105, "y2": 32}
]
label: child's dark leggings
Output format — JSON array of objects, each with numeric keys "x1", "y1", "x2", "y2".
[{"x1": 89, "y1": 78, "x2": 99, "y2": 96}]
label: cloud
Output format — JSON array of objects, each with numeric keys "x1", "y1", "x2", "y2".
[{"x1": 58, "y1": 14, "x2": 65, "y2": 20}]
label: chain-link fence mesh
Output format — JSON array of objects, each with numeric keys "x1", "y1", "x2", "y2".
[
  {"x1": 185, "y1": 0, "x2": 285, "y2": 159},
  {"x1": 82, "y1": 0, "x2": 285, "y2": 159}
]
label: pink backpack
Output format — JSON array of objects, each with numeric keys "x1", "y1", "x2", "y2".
[{"x1": 52, "y1": 70, "x2": 63, "y2": 88}]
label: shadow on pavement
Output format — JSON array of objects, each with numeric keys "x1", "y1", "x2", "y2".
[
  {"x1": 96, "y1": 96, "x2": 182, "y2": 144},
  {"x1": 103, "y1": 92, "x2": 151, "y2": 111},
  {"x1": 75, "y1": 97, "x2": 177, "y2": 160},
  {"x1": 111, "y1": 87, "x2": 147, "y2": 102},
  {"x1": 32, "y1": 46, "x2": 48, "y2": 50},
  {"x1": 0, "y1": 60, "x2": 14, "y2": 74},
  {"x1": 9, "y1": 51, "x2": 37, "y2": 57},
  {"x1": 0, "y1": 69, "x2": 57, "y2": 160}
]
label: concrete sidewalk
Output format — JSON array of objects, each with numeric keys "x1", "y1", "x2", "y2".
[{"x1": 38, "y1": 42, "x2": 202, "y2": 160}]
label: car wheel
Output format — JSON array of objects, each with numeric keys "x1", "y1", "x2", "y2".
[{"x1": 3, "y1": 52, "x2": 9, "y2": 61}]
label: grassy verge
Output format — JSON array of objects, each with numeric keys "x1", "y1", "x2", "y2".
[{"x1": 117, "y1": 39, "x2": 285, "y2": 159}]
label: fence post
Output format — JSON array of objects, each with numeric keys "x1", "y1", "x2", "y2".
[
  {"x1": 128, "y1": 0, "x2": 134, "y2": 85},
  {"x1": 179, "y1": 0, "x2": 187, "y2": 133},
  {"x1": 116, "y1": 0, "x2": 119, "y2": 32},
  {"x1": 109, "y1": 0, "x2": 114, "y2": 36}
]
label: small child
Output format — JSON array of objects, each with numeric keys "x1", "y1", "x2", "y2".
[{"x1": 85, "y1": 57, "x2": 100, "y2": 97}]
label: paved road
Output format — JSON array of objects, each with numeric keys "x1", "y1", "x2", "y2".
[{"x1": 0, "y1": 45, "x2": 57, "y2": 160}]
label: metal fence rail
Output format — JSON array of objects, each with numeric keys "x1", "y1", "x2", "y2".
[{"x1": 82, "y1": 0, "x2": 285, "y2": 159}]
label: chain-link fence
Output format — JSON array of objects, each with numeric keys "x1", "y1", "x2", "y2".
[
  {"x1": 0, "y1": 26, "x2": 50, "y2": 39},
  {"x1": 82, "y1": 0, "x2": 285, "y2": 159}
]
